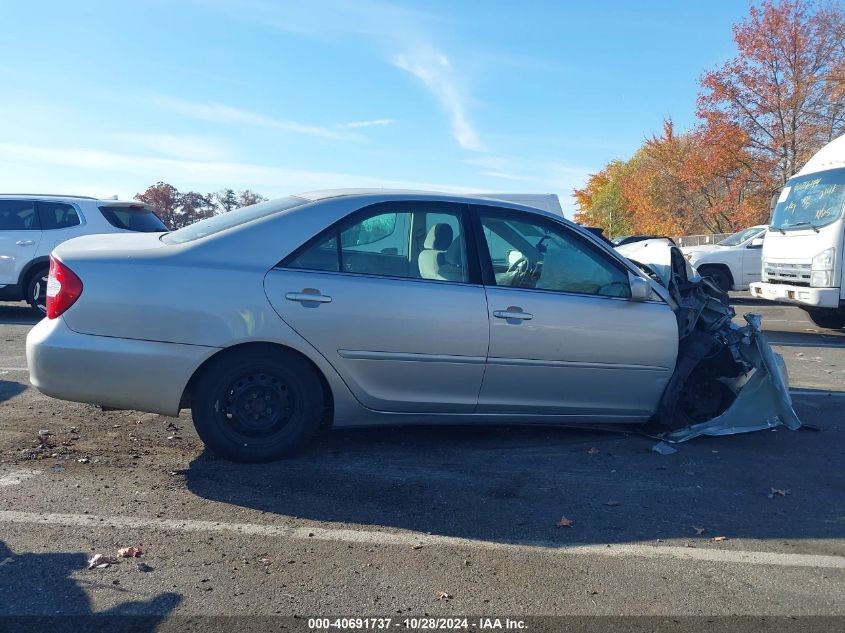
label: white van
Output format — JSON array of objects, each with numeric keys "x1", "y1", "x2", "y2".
[
  {"x1": 0, "y1": 194, "x2": 167, "y2": 313},
  {"x1": 750, "y1": 135, "x2": 845, "y2": 329}
]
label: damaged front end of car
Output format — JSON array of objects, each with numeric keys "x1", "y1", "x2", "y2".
[{"x1": 616, "y1": 239, "x2": 801, "y2": 442}]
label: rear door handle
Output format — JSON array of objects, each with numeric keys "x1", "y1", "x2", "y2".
[
  {"x1": 493, "y1": 309, "x2": 533, "y2": 320},
  {"x1": 15, "y1": 240, "x2": 34, "y2": 246},
  {"x1": 285, "y1": 291, "x2": 332, "y2": 304}
]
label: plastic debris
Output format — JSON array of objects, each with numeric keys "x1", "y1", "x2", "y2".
[
  {"x1": 768, "y1": 488, "x2": 790, "y2": 499},
  {"x1": 712, "y1": 536, "x2": 728, "y2": 542},
  {"x1": 435, "y1": 590, "x2": 452, "y2": 601},
  {"x1": 118, "y1": 546, "x2": 144, "y2": 558},
  {"x1": 556, "y1": 516, "x2": 574, "y2": 528},
  {"x1": 651, "y1": 441, "x2": 678, "y2": 455},
  {"x1": 87, "y1": 554, "x2": 116, "y2": 569}
]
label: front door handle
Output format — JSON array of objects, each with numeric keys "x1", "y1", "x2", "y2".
[
  {"x1": 285, "y1": 291, "x2": 332, "y2": 304},
  {"x1": 493, "y1": 308, "x2": 533, "y2": 320},
  {"x1": 15, "y1": 240, "x2": 34, "y2": 246}
]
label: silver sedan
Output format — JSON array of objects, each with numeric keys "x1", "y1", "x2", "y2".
[{"x1": 26, "y1": 190, "x2": 800, "y2": 461}]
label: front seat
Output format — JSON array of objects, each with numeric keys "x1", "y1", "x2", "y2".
[{"x1": 419, "y1": 223, "x2": 462, "y2": 281}]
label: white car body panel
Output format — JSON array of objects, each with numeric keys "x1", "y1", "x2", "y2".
[
  {"x1": 681, "y1": 225, "x2": 767, "y2": 291},
  {"x1": 0, "y1": 195, "x2": 163, "y2": 306}
]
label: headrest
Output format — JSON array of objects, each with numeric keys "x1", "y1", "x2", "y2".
[{"x1": 423, "y1": 223, "x2": 453, "y2": 250}]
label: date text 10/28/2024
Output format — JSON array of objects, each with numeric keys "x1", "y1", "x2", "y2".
[{"x1": 308, "y1": 618, "x2": 527, "y2": 630}]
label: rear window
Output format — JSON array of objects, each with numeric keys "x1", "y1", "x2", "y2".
[
  {"x1": 99, "y1": 205, "x2": 168, "y2": 232},
  {"x1": 161, "y1": 196, "x2": 308, "y2": 244}
]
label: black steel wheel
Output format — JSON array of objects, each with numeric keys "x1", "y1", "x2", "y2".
[{"x1": 192, "y1": 348, "x2": 324, "y2": 462}]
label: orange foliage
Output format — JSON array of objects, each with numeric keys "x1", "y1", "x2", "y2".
[{"x1": 575, "y1": 0, "x2": 845, "y2": 237}]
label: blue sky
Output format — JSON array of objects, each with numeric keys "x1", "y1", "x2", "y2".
[{"x1": 0, "y1": 0, "x2": 750, "y2": 216}]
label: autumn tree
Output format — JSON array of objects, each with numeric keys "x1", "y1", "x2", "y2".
[
  {"x1": 136, "y1": 183, "x2": 269, "y2": 229},
  {"x1": 213, "y1": 189, "x2": 239, "y2": 214},
  {"x1": 179, "y1": 191, "x2": 216, "y2": 226},
  {"x1": 698, "y1": 0, "x2": 845, "y2": 188},
  {"x1": 238, "y1": 189, "x2": 268, "y2": 207},
  {"x1": 573, "y1": 160, "x2": 631, "y2": 237},
  {"x1": 135, "y1": 182, "x2": 180, "y2": 229}
]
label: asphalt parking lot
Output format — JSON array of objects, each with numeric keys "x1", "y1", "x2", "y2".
[{"x1": 1, "y1": 295, "x2": 844, "y2": 621}]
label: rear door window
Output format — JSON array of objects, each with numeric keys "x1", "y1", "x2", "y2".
[
  {"x1": 98, "y1": 205, "x2": 168, "y2": 232},
  {"x1": 0, "y1": 200, "x2": 39, "y2": 231},
  {"x1": 38, "y1": 201, "x2": 81, "y2": 230}
]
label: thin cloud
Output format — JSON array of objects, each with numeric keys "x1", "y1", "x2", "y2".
[
  {"x1": 0, "y1": 142, "x2": 478, "y2": 196},
  {"x1": 151, "y1": 95, "x2": 365, "y2": 142},
  {"x1": 337, "y1": 118, "x2": 396, "y2": 129},
  {"x1": 393, "y1": 49, "x2": 483, "y2": 152}
]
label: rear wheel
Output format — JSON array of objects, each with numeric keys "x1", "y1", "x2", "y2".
[
  {"x1": 698, "y1": 266, "x2": 732, "y2": 293},
  {"x1": 806, "y1": 308, "x2": 845, "y2": 330},
  {"x1": 25, "y1": 267, "x2": 49, "y2": 315},
  {"x1": 191, "y1": 348, "x2": 324, "y2": 462}
]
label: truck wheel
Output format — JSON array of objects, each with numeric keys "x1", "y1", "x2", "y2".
[
  {"x1": 191, "y1": 348, "x2": 324, "y2": 462},
  {"x1": 25, "y1": 267, "x2": 50, "y2": 315},
  {"x1": 698, "y1": 266, "x2": 732, "y2": 293},
  {"x1": 806, "y1": 308, "x2": 845, "y2": 330}
]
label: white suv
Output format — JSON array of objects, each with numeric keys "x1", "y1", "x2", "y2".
[{"x1": 0, "y1": 194, "x2": 167, "y2": 313}]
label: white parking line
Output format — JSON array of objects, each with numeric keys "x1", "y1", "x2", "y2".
[
  {"x1": 0, "y1": 510, "x2": 842, "y2": 569},
  {"x1": 0, "y1": 470, "x2": 40, "y2": 487}
]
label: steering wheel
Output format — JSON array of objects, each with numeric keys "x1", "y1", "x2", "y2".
[
  {"x1": 507, "y1": 255, "x2": 529, "y2": 275},
  {"x1": 505, "y1": 256, "x2": 541, "y2": 288}
]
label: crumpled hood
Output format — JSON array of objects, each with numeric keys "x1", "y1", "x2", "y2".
[
  {"x1": 615, "y1": 238, "x2": 801, "y2": 443},
  {"x1": 616, "y1": 238, "x2": 698, "y2": 288}
]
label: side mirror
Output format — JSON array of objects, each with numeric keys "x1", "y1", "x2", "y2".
[
  {"x1": 748, "y1": 237, "x2": 764, "y2": 249},
  {"x1": 629, "y1": 275, "x2": 651, "y2": 302}
]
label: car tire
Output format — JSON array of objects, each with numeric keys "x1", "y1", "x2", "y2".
[
  {"x1": 191, "y1": 348, "x2": 325, "y2": 462},
  {"x1": 806, "y1": 308, "x2": 845, "y2": 330},
  {"x1": 699, "y1": 266, "x2": 732, "y2": 293},
  {"x1": 25, "y1": 267, "x2": 49, "y2": 315}
]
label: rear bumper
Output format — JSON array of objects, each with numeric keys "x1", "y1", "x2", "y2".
[
  {"x1": 749, "y1": 282, "x2": 841, "y2": 308},
  {"x1": 26, "y1": 317, "x2": 216, "y2": 416}
]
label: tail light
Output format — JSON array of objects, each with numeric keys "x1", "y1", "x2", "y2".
[{"x1": 46, "y1": 255, "x2": 83, "y2": 319}]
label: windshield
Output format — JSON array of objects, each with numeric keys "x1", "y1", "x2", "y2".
[
  {"x1": 717, "y1": 226, "x2": 764, "y2": 246},
  {"x1": 770, "y1": 168, "x2": 845, "y2": 230},
  {"x1": 161, "y1": 196, "x2": 308, "y2": 244}
]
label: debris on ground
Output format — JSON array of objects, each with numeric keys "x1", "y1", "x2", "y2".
[
  {"x1": 137, "y1": 562, "x2": 154, "y2": 572},
  {"x1": 556, "y1": 516, "x2": 574, "y2": 528},
  {"x1": 768, "y1": 488, "x2": 790, "y2": 498},
  {"x1": 587, "y1": 447, "x2": 600, "y2": 455},
  {"x1": 435, "y1": 590, "x2": 452, "y2": 601},
  {"x1": 651, "y1": 441, "x2": 678, "y2": 455},
  {"x1": 118, "y1": 546, "x2": 144, "y2": 558},
  {"x1": 87, "y1": 554, "x2": 116, "y2": 569},
  {"x1": 712, "y1": 536, "x2": 728, "y2": 542},
  {"x1": 412, "y1": 544, "x2": 423, "y2": 550},
  {"x1": 77, "y1": 457, "x2": 89, "y2": 464}
]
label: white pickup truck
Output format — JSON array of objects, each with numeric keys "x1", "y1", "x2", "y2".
[{"x1": 681, "y1": 225, "x2": 767, "y2": 292}]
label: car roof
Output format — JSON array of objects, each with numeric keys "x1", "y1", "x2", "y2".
[
  {"x1": 293, "y1": 188, "x2": 566, "y2": 221},
  {"x1": 0, "y1": 193, "x2": 134, "y2": 204}
]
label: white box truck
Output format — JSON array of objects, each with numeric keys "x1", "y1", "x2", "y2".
[{"x1": 750, "y1": 135, "x2": 845, "y2": 329}]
